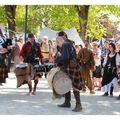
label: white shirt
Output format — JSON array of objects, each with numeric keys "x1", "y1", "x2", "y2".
[
  {"x1": 103, "y1": 53, "x2": 119, "y2": 67},
  {"x1": 93, "y1": 48, "x2": 101, "y2": 66}
]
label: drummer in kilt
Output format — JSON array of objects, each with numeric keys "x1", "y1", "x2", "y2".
[
  {"x1": 55, "y1": 35, "x2": 82, "y2": 112},
  {"x1": 20, "y1": 33, "x2": 43, "y2": 95},
  {"x1": 0, "y1": 29, "x2": 8, "y2": 86}
]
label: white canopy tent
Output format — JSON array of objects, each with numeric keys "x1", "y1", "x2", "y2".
[{"x1": 39, "y1": 27, "x2": 84, "y2": 46}]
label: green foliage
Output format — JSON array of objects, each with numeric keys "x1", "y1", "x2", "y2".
[
  {"x1": 0, "y1": 5, "x2": 7, "y2": 25},
  {"x1": 86, "y1": 5, "x2": 106, "y2": 39},
  {"x1": 15, "y1": 5, "x2": 79, "y2": 33},
  {"x1": 27, "y1": 5, "x2": 79, "y2": 32},
  {"x1": 86, "y1": 5, "x2": 120, "y2": 39},
  {"x1": 16, "y1": 5, "x2": 25, "y2": 32},
  {"x1": 1, "y1": 5, "x2": 120, "y2": 40}
]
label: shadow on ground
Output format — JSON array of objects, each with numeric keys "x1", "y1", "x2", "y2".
[{"x1": 0, "y1": 86, "x2": 120, "y2": 115}]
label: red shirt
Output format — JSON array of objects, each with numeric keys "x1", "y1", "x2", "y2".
[{"x1": 20, "y1": 41, "x2": 43, "y2": 61}]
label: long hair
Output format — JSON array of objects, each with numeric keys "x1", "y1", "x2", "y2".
[{"x1": 108, "y1": 43, "x2": 116, "y2": 54}]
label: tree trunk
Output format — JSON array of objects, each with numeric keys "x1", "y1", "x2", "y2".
[
  {"x1": 75, "y1": 5, "x2": 90, "y2": 41},
  {"x1": 4, "y1": 5, "x2": 16, "y2": 38}
]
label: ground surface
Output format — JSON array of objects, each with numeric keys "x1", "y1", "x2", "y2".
[{"x1": 0, "y1": 73, "x2": 120, "y2": 115}]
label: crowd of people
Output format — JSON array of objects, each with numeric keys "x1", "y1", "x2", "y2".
[{"x1": 0, "y1": 28, "x2": 120, "y2": 112}]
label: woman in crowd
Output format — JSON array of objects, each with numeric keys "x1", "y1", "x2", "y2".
[
  {"x1": 92, "y1": 42, "x2": 102, "y2": 90},
  {"x1": 12, "y1": 36, "x2": 24, "y2": 66},
  {"x1": 48, "y1": 40, "x2": 55, "y2": 63},
  {"x1": 75, "y1": 44, "x2": 82, "y2": 56},
  {"x1": 101, "y1": 43, "x2": 119, "y2": 96}
]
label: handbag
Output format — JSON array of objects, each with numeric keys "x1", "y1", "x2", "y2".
[{"x1": 69, "y1": 58, "x2": 77, "y2": 68}]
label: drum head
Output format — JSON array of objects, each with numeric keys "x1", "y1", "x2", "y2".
[
  {"x1": 53, "y1": 71, "x2": 72, "y2": 95},
  {"x1": 47, "y1": 67, "x2": 60, "y2": 88}
]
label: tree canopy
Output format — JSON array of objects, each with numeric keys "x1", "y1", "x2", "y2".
[{"x1": 0, "y1": 5, "x2": 120, "y2": 40}]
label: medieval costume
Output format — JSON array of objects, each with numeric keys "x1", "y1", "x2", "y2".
[
  {"x1": 77, "y1": 47, "x2": 95, "y2": 93},
  {"x1": 0, "y1": 35, "x2": 8, "y2": 85},
  {"x1": 19, "y1": 33, "x2": 43, "y2": 95},
  {"x1": 55, "y1": 38, "x2": 82, "y2": 112},
  {"x1": 101, "y1": 53, "x2": 119, "y2": 96}
]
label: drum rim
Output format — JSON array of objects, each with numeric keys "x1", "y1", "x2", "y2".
[{"x1": 52, "y1": 70, "x2": 72, "y2": 95}]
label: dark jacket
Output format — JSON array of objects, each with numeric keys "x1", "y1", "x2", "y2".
[{"x1": 55, "y1": 41, "x2": 76, "y2": 66}]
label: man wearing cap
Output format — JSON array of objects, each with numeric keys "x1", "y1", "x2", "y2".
[{"x1": 20, "y1": 33, "x2": 43, "y2": 95}]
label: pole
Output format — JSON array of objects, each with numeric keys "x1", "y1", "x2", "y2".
[{"x1": 24, "y1": 5, "x2": 28, "y2": 42}]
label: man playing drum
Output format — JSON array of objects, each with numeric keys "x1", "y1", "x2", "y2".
[
  {"x1": 55, "y1": 36, "x2": 82, "y2": 112},
  {"x1": 20, "y1": 33, "x2": 43, "y2": 95}
]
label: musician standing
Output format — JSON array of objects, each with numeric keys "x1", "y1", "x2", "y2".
[
  {"x1": 0, "y1": 29, "x2": 8, "y2": 85},
  {"x1": 55, "y1": 36, "x2": 82, "y2": 112},
  {"x1": 20, "y1": 33, "x2": 43, "y2": 95}
]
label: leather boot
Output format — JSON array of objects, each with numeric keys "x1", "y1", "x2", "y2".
[
  {"x1": 57, "y1": 91, "x2": 71, "y2": 108},
  {"x1": 110, "y1": 84, "x2": 113, "y2": 97},
  {"x1": 32, "y1": 79, "x2": 39, "y2": 95},
  {"x1": 72, "y1": 90, "x2": 82, "y2": 112},
  {"x1": 57, "y1": 102, "x2": 71, "y2": 108},
  {"x1": 72, "y1": 102, "x2": 82, "y2": 112},
  {"x1": 102, "y1": 92, "x2": 108, "y2": 96}
]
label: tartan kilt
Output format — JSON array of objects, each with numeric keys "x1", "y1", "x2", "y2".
[
  {"x1": 0, "y1": 54, "x2": 7, "y2": 83},
  {"x1": 62, "y1": 64, "x2": 82, "y2": 90},
  {"x1": 0, "y1": 66, "x2": 6, "y2": 83}
]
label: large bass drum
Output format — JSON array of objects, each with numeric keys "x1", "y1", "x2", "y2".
[{"x1": 47, "y1": 67, "x2": 72, "y2": 95}]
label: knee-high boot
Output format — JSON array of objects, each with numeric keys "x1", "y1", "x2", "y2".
[
  {"x1": 57, "y1": 91, "x2": 71, "y2": 108},
  {"x1": 72, "y1": 90, "x2": 82, "y2": 112},
  {"x1": 33, "y1": 79, "x2": 39, "y2": 95},
  {"x1": 110, "y1": 84, "x2": 114, "y2": 96}
]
